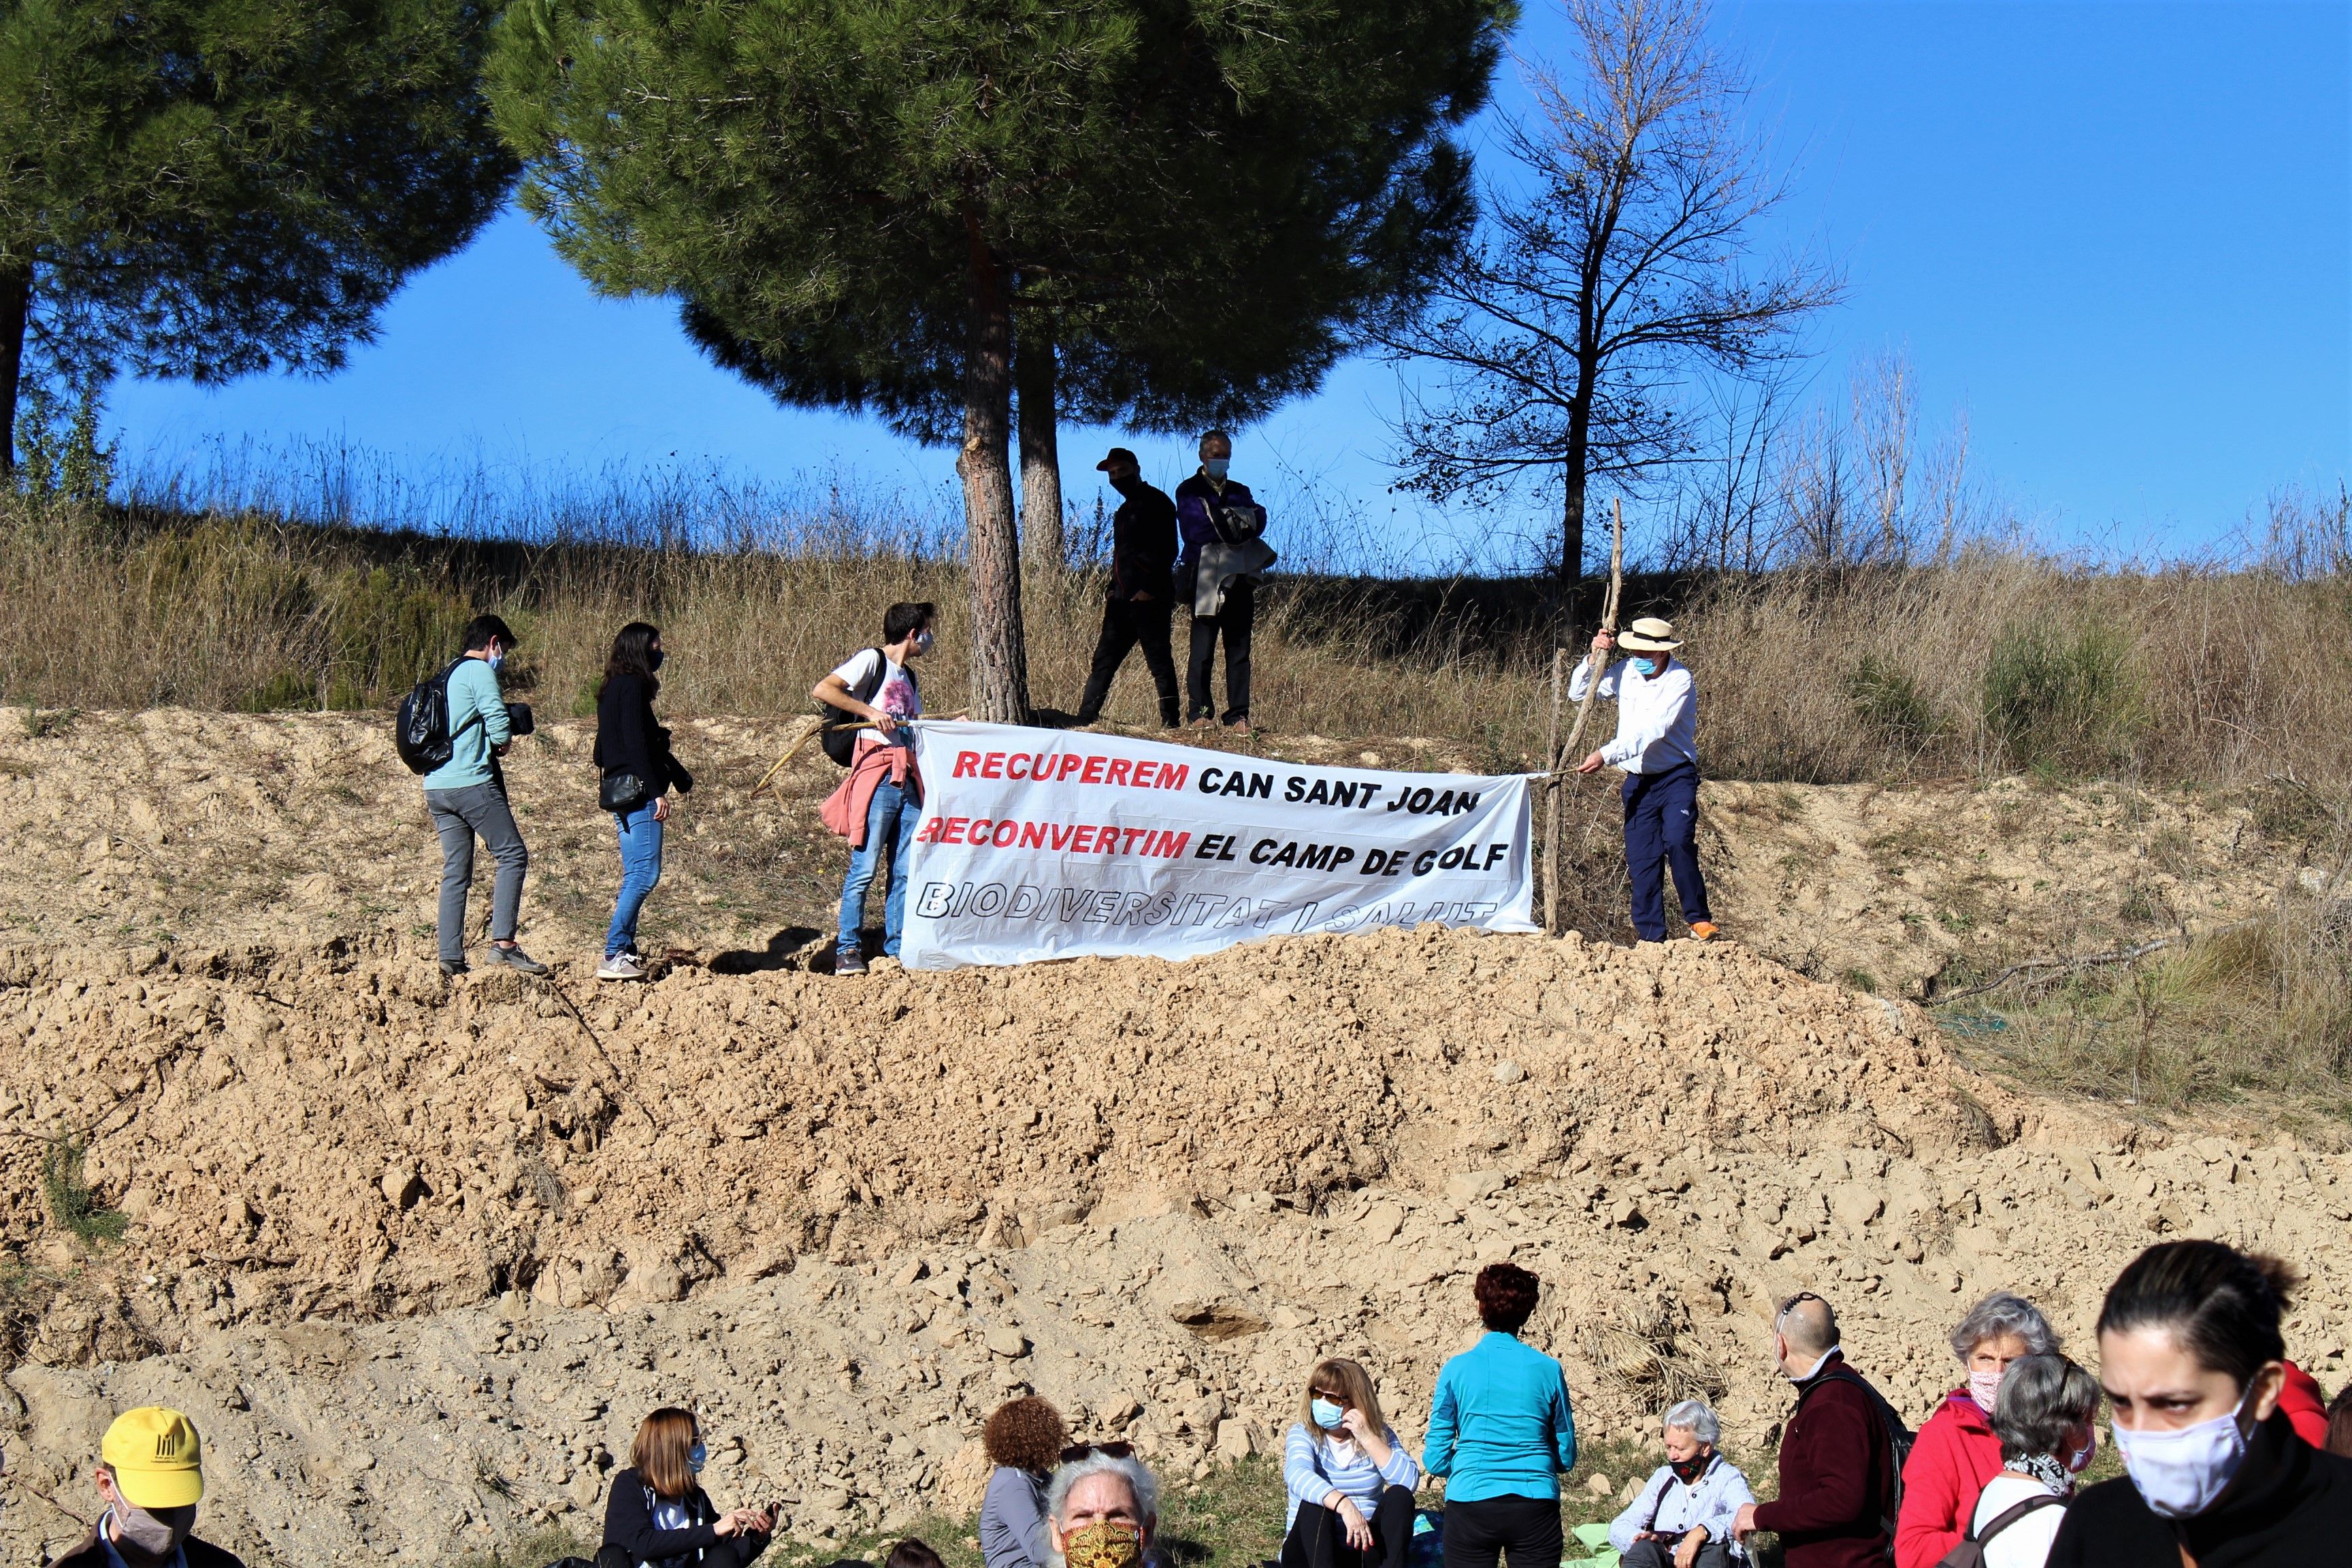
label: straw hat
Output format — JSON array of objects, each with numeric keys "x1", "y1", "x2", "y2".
[{"x1": 1618, "y1": 616, "x2": 1682, "y2": 652}]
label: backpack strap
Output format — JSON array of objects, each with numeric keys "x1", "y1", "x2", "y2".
[{"x1": 1970, "y1": 1492, "x2": 2062, "y2": 1546}]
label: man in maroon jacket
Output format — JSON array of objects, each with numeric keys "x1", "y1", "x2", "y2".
[{"x1": 1733, "y1": 1294, "x2": 1897, "y2": 1568}]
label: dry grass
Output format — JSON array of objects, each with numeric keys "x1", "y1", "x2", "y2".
[{"x1": 10, "y1": 499, "x2": 2352, "y2": 800}]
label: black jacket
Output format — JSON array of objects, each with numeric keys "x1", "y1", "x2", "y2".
[
  {"x1": 1107, "y1": 480, "x2": 1178, "y2": 601},
  {"x1": 2045, "y1": 1411, "x2": 2352, "y2": 1567},
  {"x1": 593, "y1": 672, "x2": 693, "y2": 799},
  {"x1": 601, "y1": 1467, "x2": 768, "y2": 1568},
  {"x1": 47, "y1": 1526, "x2": 245, "y2": 1568}
]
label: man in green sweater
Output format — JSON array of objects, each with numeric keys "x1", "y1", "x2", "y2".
[{"x1": 423, "y1": 615, "x2": 546, "y2": 977}]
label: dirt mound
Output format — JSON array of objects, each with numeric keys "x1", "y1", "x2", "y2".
[{"x1": 0, "y1": 711, "x2": 2336, "y2": 1567}]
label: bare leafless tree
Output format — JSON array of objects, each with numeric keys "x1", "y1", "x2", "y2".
[
  {"x1": 1377, "y1": 0, "x2": 1841, "y2": 579},
  {"x1": 1778, "y1": 350, "x2": 1978, "y2": 568}
]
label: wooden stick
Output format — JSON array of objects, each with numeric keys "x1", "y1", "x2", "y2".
[
  {"x1": 747, "y1": 717, "x2": 826, "y2": 800},
  {"x1": 1544, "y1": 645, "x2": 1565, "y2": 935},
  {"x1": 1556, "y1": 496, "x2": 1628, "y2": 772}
]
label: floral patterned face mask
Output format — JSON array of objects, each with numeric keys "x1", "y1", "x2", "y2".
[{"x1": 1064, "y1": 1520, "x2": 1145, "y2": 1568}]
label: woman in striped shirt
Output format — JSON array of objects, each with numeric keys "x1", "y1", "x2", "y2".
[{"x1": 1281, "y1": 1358, "x2": 1422, "y2": 1568}]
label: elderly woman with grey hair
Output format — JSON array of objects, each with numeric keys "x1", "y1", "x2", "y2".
[
  {"x1": 1606, "y1": 1401, "x2": 1755, "y2": 1568},
  {"x1": 1045, "y1": 1448, "x2": 1160, "y2": 1568},
  {"x1": 1963, "y1": 1354, "x2": 2100, "y2": 1568},
  {"x1": 1895, "y1": 1291, "x2": 2062, "y2": 1568}
]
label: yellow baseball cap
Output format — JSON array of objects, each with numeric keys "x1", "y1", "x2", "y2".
[{"x1": 101, "y1": 1407, "x2": 204, "y2": 1509}]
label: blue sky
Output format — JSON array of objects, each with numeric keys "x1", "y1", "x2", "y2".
[{"x1": 104, "y1": 0, "x2": 2351, "y2": 570}]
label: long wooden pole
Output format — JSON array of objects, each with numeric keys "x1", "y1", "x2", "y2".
[
  {"x1": 1556, "y1": 497, "x2": 1627, "y2": 772},
  {"x1": 1544, "y1": 646, "x2": 1564, "y2": 934}
]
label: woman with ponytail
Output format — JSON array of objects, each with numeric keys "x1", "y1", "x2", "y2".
[{"x1": 2046, "y1": 1239, "x2": 2352, "y2": 1565}]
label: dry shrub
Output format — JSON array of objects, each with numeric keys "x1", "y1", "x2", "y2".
[{"x1": 9, "y1": 496, "x2": 2352, "y2": 796}]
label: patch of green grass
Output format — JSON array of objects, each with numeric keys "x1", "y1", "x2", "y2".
[
  {"x1": 42, "y1": 1135, "x2": 128, "y2": 1245},
  {"x1": 1982, "y1": 619, "x2": 2147, "y2": 779},
  {"x1": 1840, "y1": 967, "x2": 1879, "y2": 994},
  {"x1": 1846, "y1": 654, "x2": 1944, "y2": 749},
  {"x1": 449, "y1": 1524, "x2": 594, "y2": 1568}
]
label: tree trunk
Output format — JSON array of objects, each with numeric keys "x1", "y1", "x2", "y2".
[
  {"x1": 1560, "y1": 422, "x2": 1588, "y2": 584},
  {"x1": 958, "y1": 214, "x2": 1030, "y2": 724},
  {"x1": 1016, "y1": 320, "x2": 1064, "y2": 576},
  {"x1": 0, "y1": 266, "x2": 30, "y2": 478}
]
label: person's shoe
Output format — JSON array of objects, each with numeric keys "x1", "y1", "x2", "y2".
[
  {"x1": 1190, "y1": 715, "x2": 1215, "y2": 728},
  {"x1": 1227, "y1": 716, "x2": 1253, "y2": 738},
  {"x1": 1688, "y1": 921, "x2": 1721, "y2": 942},
  {"x1": 596, "y1": 951, "x2": 647, "y2": 981},
  {"x1": 835, "y1": 948, "x2": 868, "y2": 977},
  {"x1": 483, "y1": 942, "x2": 551, "y2": 976},
  {"x1": 439, "y1": 959, "x2": 469, "y2": 978}
]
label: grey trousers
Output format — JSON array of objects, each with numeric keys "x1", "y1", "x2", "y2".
[{"x1": 425, "y1": 782, "x2": 528, "y2": 962}]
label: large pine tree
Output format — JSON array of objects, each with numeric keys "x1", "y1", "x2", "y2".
[
  {"x1": 491, "y1": 0, "x2": 1509, "y2": 721},
  {"x1": 0, "y1": 0, "x2": 514, "y2": 472}
]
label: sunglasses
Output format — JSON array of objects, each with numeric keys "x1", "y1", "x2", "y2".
[{"x1": 1062, "y1": 1441, "x2": 1136, "y2": 1463}]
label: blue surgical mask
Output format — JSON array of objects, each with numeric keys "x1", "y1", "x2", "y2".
[
  {"x1": 1203, "y1": 458, "x2": 1230, "y2": 481},
  {"x1": 913, "y1": 629, "x2": 935, "y2": 655},
  {"x1": 1311, "y1": 1398, "x2": 1345, "y2": 1431},
  {"x1": 486, "y1": 647, "x2": 506, "y2": 671},
  {"x1": 688, "y1": 1441, "x2": 707, "y2": 1473},
  {"x1": 1631, "y1": 655, "x2": 1658, "y2": 676}
]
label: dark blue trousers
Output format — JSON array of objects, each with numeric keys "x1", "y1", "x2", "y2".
[{"x1": 1622, "y1": 762, "x2": 1711, "y2": 941}]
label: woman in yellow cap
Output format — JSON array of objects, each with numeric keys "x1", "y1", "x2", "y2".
[{"x1": 50, "y1": 1406, "x2": 245, "y2": 1568}]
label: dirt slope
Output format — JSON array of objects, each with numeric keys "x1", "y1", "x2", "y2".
[{"x1": 0, "y1": 711, "x2": 2334, "y2": 1567}]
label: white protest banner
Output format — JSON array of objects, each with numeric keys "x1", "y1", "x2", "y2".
[{"x1": 897, "y1": 721, "x2": 1535, "y2": 969}]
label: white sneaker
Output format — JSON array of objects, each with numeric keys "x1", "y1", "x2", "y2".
[{"x1": 595, "y1": 951, "x2": 647, "y2": 981}]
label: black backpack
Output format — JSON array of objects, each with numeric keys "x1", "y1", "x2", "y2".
[
  {"x1": 1935, "y1": 1492, "x2": 2063, "y2": 1568},
  {"x1": 820, "y1": 650, "x2": 896, "y2": 766},
  {"x1": 395, "y1": 659, "x2": 465, "y2": 775},
  {"x1": 1803, "y1": 1365, "x2": 1916, "y2": 1554}
]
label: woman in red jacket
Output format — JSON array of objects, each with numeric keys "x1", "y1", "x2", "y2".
[{"x1": 1895, "y1": 1292, "x2": 2060, "y2": 1568}]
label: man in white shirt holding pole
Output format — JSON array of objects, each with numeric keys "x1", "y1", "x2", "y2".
[{"x1": 1571, "y1": 616, "x2": 1718, "y2": 944}]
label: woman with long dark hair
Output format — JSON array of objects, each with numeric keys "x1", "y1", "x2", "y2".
[
  {"x1": 2046, "y1": 1239, "x2": 2352, "y2": 1565},
  {"x1": 593, "y1": 621, "x2": 692, "y2": 981}
]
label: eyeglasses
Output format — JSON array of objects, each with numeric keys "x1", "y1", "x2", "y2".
[{"x1": 1061, "y1": 1441, "x2": 1136, "y2": 1463}]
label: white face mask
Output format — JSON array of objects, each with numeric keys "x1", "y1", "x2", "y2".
[
  {"x1": 912, "y1": 629, "x2": 934, "y2": 655},
  {"x1": 2066, "y1": 1429, "x2": 2099, "y2": 1474},
  {"x1": 2112, "y1": 1390, "x2": 2254, "y2": 1518},
  {"x1": 1969, "y1": 1367, "x2": 2006, "y2": 1413}
]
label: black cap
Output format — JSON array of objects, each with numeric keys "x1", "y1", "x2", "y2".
[{"x1": 1096, "y1": 447, "x2": 1139, "y2": 471}]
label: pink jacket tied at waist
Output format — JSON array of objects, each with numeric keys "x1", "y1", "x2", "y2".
[{"x1": 821, "y1": 738, "x2": 918, "y2": 847}]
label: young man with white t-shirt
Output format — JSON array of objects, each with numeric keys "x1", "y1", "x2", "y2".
[{"x1": 810, "y1": 602, "x2": 934, "y2": 974}]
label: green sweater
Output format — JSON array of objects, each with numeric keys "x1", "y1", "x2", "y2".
[{"x1": 421, "y1": 657, "x2": 512, "y2": 791}]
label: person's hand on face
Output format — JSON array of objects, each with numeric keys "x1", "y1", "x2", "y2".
[{"x1": 1339, "y1": 1405, "x2": 1377, "y2": 1446}]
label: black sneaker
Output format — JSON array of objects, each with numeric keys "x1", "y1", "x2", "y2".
[
  {"x1": 483, "y1": 943, "x2": 551, "y2": 977},
  {"x1": 440, "y1": 960, "x2": 470, "y2": 978},
  {"x1": 836, "y1": 948, "x2": 868, "y2": 977}
]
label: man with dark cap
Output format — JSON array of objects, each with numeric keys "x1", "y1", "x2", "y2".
[{"x1": 1075, "y1": 446, "x2": 1181, "y2": 728}]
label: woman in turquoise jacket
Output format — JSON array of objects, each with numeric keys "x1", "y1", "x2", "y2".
[{"x1": 1424, "y1": 1262, "x2": 1578, "y2": 1568}]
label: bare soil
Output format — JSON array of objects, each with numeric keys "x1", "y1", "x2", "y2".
[{"x1": 0, "y1": 712, "x2": 2335, "y2": 1567}]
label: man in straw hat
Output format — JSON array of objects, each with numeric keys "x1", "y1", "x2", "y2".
[
  {"x1": 50, "y1": 1405, "x2": 246, "y2": 1568},
  {"x1": 1571, "y1": 617, "x2": 1718, "y2": 943}
]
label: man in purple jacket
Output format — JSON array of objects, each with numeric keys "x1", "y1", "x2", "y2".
[{"x1": 1173, "y1": 429, "x2": 1265, "y2": 736}]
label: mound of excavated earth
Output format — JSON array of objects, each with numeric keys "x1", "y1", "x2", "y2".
[{"x1": 5, "y1": 924, "x2": 2351, "y2": 1567}]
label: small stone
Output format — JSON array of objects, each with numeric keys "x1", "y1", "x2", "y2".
[
  {"x1": 1585, "y1": 1472, "x2": 1613, "y2": 1496},
  {"x1": 1610, "y1": 1198, "x2": 1644, "y2": 1228},
  {"x1": 985, "y1": 1324, "x2": 1030, "y2": 1358},
  {"x1": 1446, "y1": 1171, "x2": 1508, "y2": 1203},
  {"x1": 1492, "y1": 1060, "x2": 1525, "y2": 1085}
]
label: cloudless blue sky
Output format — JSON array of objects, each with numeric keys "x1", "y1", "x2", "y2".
[{"x1": 104, "y1": 0, "x2": 2350, "y2": 569}]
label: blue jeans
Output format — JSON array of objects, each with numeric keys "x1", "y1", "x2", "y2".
[
  {"x1": 1622, "y1": 762, "x2": 1711, "y2": 941},
  {"x1": 838, "y1": 778, "x2": 921, "y2": 957},
  {"x1": 605, "y1": 803, "x2": 664, "y2": 958}
]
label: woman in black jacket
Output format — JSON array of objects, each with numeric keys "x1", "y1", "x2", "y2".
[
  {"x1": 593, "y1": 622, "x2": 692, "y2": 981},
  {"x1": 601, "y1": 1407, "x2": 771, "y2": 1568},
  {"x1": 2046, "y1": 1239, "x2": 2352, "y2": 1567}
]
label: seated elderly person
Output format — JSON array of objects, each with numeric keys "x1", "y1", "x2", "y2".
[
  {"x1": 1607, "y1": 1400, "x2": 1755, "y2": 1568},
  {"x1": 1045, "y1": 1446, "x2": 1160, "y2": 1568}
]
